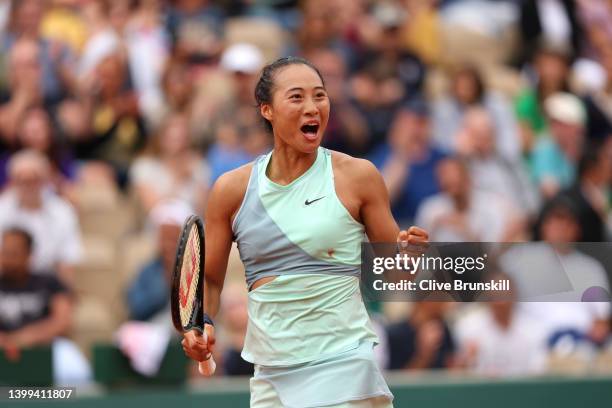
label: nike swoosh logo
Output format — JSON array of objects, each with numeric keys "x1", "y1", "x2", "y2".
[{"x1": 304, "y1": 196, "x2": 325, "y2": 206}]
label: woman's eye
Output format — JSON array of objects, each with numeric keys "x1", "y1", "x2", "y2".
[
  {"x1": 316, "y1": 93, "x2": 327, "y2": 98},
  {"x1": 290, "y1": 94, "x2": 302, "y2": 100}
]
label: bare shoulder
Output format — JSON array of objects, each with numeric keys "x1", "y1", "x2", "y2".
[
  {"x1": 207, "y1": 162, "x2": 254, "y2": 218},
  {"x1": 330, "y1": 150, "x2": 383, "y2": 185}
]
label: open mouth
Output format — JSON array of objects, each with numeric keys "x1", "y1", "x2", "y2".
[{"x1": 300, "y1": 123, "x2": 319, "y2": 139}]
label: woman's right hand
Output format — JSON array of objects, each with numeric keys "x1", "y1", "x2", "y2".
[{"x1": 181, "y1": 324, "x2": 216, "y2": 362}]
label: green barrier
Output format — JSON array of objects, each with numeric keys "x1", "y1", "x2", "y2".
[
  {"x1": 3, "y1": 374, "x2": 612, "y2": 408},
  {"x1": 0, "y1": 346, "x2": 53, "y2": 386},
  {"x1": 93, "y1": 341, "x2": 188, "y2": 387}
]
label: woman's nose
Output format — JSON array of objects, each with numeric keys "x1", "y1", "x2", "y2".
[{"x1": 303, "y1": 96, "x2": 318, "y2": 115}]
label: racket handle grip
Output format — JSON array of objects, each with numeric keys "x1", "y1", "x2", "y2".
[{"x1": 198, "y1": 355, "x2": 216, "y2": 376}]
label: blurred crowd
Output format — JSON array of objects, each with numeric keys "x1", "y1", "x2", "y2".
[{"x1": 0, "y1": 0, "x2": 612, "y2": 385}]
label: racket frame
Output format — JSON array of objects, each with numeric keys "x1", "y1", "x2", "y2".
[{"x1": 171, "y1": 214, "x2": 205, "y2": 334}]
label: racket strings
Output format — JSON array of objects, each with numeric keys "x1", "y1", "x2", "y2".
[{"x1": 179, "y1": 225, "x2": 201, "y2": 326}]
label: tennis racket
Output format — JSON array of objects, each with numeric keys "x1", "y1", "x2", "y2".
[{"x1": 171, "y1": 215, "x2": 216, "y2": 376}]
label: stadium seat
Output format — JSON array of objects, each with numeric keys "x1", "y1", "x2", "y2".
[{"x1": 0, "y1": 346, "x2": 53, "y2": 386}]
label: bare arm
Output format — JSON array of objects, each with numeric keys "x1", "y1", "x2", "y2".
[
  {"x1": 182, "y1": 165, "x2": 250, "y2": 362},
  {"x1": 202, "y1": 174, "x2": 238, "y2": 319},
  {"x1": 336, "y1": 154, "x2": 427, "y2": 245}
]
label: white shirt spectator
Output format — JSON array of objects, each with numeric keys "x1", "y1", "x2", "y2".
[
  {"x1": 433, "y1": 93, "x2": 522, "y2": 161},
  {"x1": 500, "y1": 244, "x2": 611, "y2": 338},
  {"x1": 415, "y1": 191, "x2": 519, "y2": 242},
  {"x1": 0, "y1": 189, "x2": 82, "y2": 274},
  {"x1": 454, "y1": 307, "x2": 547, "y2": 376},
  {"x1": 468, "y1": 156, "x2": 539, "y2": 217}
]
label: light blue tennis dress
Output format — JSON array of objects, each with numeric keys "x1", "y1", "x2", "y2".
[{"x1": 232, "y1": 147, "x2": 394, "y2": 407}]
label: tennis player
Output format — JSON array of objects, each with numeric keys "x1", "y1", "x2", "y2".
[{"x1": 182, "y1": 56, "x2": 428, "y2": 407}]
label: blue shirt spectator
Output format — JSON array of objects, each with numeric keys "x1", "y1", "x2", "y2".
[
  {"x1": 126, "y1": 258, "x2": 168, "y2": 321},
  {"x1": 531, "y1": 137, "x2": 575, "y2": 192},
  {"x1": 370, "y1": 143, "x2": 445, "y2": 224},
  {"x1": 369, "y1": 99, "x2": 445, "y2": 225}
]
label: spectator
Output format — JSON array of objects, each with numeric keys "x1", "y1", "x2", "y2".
[
  {"x1": 557, "y1": 142, "x2": 611, "y2": 242},
  {"x1": 455, "y1": 273, "x2": 548, "y2": 376},
  {"x1": 72, "y1": 53, "x2": 147, "y2": 186},
  {"x1": 124, "y1": 0, "x2": 170, "y2": 129},
  {"x1": 189, "y1": 42, "x2": 265, "y2": 149},
  {"x1": 0, "y1": 227, "x2": 91, "y2": 385},
  {"x1": 219, "y1": 42, "x2": 263, "y2": 109},
  {"x1": 166, "y1": 0, "x2": 225, "y2": 67},
  {"x1": 515, "y1": 45, "x2": 571, "y2": 153},
  {"x1": 0, "y1": 38, "x2": 45, "y2": 146},
  {"x1": 370, "y1": 99, "x2": 445, "y2": 226},
  {"x1": 415, "y1": 157, "x2": 524, "y2": 242},
  {"x1": 531, "y1": 92, "x2": 586, "y2": 198},
  {"x1": 456, "y1": 107, "x2": 539, "y2": 218},
  {"x1": 349, "y1": 1, "x2": 426, "y2": 150},
  {"x1": 386, "y1": 302, "x2": 456, "y2": 370},
  {"x1": 126, "y1": 200, "x2": 192, "y2": 324},
  {"x1": 77, "y1": 0, "x2": 122, "y2": 82},
  {"x1": 0, "y1": 150, "x2": 82, "y2": 285},
  {"x1": 286, "y1": 0, "x2": 352, "y2": 65},
  {"x1": 118, "y1": 200, "x2": 193, "y2": 376},
  {"x1": 160, "y1": 57, "x2": 193, "y2": 116},
  {"x1": 3, "y1": 0, "x2": 77, "y2": 104},
  {"x1": 130, "y1": 112, "x2": 209, "y2": 214},
  {"x1": 433, "y1": 66, "x2": 521, "y2": 161},
  {"x1": 501, "y1": 196, "x2": 611, "y2": 346},
  {"x1": 0, "y1": 107, "x2": 76, "y2": 191}
]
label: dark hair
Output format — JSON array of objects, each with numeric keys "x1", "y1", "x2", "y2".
[
  {"x1": 533, "y1": 195, "x2": 581, "y2": 240},
  {"x1": 254, "y1": 56, "x2": 325, "y2": 133},
  {"x1": 2, "y1": 227, "x2": 33, "y2": 252}
]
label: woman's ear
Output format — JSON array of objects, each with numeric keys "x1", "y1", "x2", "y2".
[{"x1": 260, "y1": 104, "x2": 273, "y2": 123}]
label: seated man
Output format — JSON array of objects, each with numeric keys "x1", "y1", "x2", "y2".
[
  {"x1": 369, "y1": 99, "x2": 446, "y2": 227},
  {"x1": 0, "y1": 150, "x2": 82, "y2": 285},
  {"x1": 126, "y1": 200, "x2": 193, "y2": 325},
  {"x1": 0, "y1": 228, "x2": 91, "y2": 385},
  {"x1": 118, "y1": 200, "x2": 192, "y2": 376},
  {"x1": 416, "y1": 157, "x2": 525, "y2": 242},
  {"x1": 454, "y1": 273, "x2": 547, "y2": 376},
  {"x1": 500, "y1": 196, "x2": 611, "y2": 346},
  {"x1": 385, "y1": 301, "x2": 456, "y2": 370},
  {"x1": 531, "y1": 93, "x2": 586, "y2": 199}
]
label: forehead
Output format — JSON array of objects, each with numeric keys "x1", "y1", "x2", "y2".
[{"x1": 273, "y1": 64, "x2": 324, "y2": 92}]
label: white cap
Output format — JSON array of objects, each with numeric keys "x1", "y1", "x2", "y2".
[
  {"x1": 544, "y1": 92, "x2": 586, "y2": 126},
  {"x1": 220, "y1": 43, "x2": 264, "y2": 74}
]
